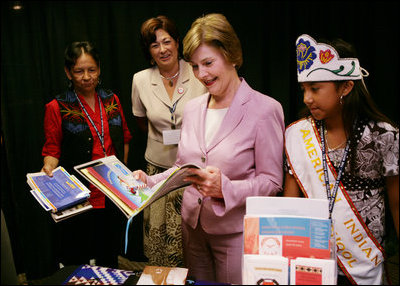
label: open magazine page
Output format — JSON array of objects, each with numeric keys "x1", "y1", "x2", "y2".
[
  {"x1": 79, "y1": 168, "x2": 136, "y2": 219},
  {"x1": 74, "y1": 156, "x2": 200, "y2": 219},
  {"x1": 142, "y1": 163, "x2": 201, "y2": 210},
  {"x1": 75, "y1": 156, "x2": 202, "y2": 254}
]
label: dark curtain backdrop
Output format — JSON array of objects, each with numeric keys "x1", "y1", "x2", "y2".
[{"x1": 1, "y1": 0, "x2": 399, "y2": 280}]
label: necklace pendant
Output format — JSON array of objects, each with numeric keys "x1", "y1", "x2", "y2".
[{"x1": 169, "y1": 80, "x2": 173, "y2": 87}]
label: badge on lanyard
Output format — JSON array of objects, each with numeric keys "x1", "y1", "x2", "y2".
[
  {"x1": 163, "y1": 101, "x2": 181, "y2": 145},
  {"x1": 162, "y1": 129, "x2": 181, "y2": 145}
]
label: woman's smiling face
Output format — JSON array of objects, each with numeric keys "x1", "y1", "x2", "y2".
[
  {"x1": 190, "y1": 43, "x2": 237, "y2": 99},
  {"x1": 149, "y1": 28, "x2": 179, "y2": 70}
]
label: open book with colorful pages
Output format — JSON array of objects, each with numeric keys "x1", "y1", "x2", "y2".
[
  {"x1": 242, "y1": 197, "x2": 337, "y2": 285},
  {"x1": 74, "y1": 155, "x2": 200, "y2": 253},
  {"x1": 27, "y1": 166, "x2": 92, "y2": 222},
  {"x1": 74, "y1": 155, "x2": 200, "y2": 220}
]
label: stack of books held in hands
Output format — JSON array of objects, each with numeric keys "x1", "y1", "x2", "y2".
[
  {"x1": 27, "y1": 155, "x2": 200, "y2": 224},
  {"x1": 27, "y1": 166, "x2": 92, "y2": 222}
]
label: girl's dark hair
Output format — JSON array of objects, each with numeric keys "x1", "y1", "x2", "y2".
[
  {"x1": 324, "y1": 38, "x2": 395, "y2": 133},
  {"x1": 300, "y1": 38, "x2": 396, "y2": 173},
  {"x1": 64, "y1": 41, "x2": 100, "y2": 70},
  {"x1": 140, "y1": 15, "x2": 181, "y2": 65}
]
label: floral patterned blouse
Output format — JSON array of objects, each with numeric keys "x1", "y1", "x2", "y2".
[{"x1": 285, "y1": 120, "x2": 399, "y2": 245}]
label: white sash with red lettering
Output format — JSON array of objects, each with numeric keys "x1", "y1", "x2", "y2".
[{"x1": 285, "y1": 117, "x2": 385, "y2": 285}]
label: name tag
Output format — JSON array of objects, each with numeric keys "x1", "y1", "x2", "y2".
[{"x1": 162, "y1": 129, "x2": 181, "y2": 145}]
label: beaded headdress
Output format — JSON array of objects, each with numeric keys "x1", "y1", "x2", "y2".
[{"x1": 296, "y1": 34, "x2": 367, "y2": 82}]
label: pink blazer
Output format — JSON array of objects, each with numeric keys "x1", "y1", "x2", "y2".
[{"x1": 147, "y1": 78, "x2": 285, "y2": 235}]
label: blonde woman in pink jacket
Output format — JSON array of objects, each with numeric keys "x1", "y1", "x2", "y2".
[{"x1": 133, "y1": 13, "x2": 285, "y2": 284}]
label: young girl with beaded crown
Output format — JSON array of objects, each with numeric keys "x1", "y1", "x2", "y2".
[{"x1": 283, "y1": 34, "x2": 398, "y2": 285}]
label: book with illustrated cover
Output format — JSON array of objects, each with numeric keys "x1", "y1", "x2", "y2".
[
  {"x1": 244, "y1": 197, "x2": 332, "y2": 260},
  {"x1": 243, "y1": 215, "x2": 331, "y2": 260},
  {"x1": 289, "y1": 257, "x2": 337, "y2": 285},
  {"x1": 136, "y1": 265, "x2": 189, "y2": 285},
  {"x1": 242, "y1": 254, "x2": 289, "y2": 285},
  {"x1": 27, "y1": 166, "x2": 92, "y2": 221},
  {"x1": 74, "y1": 155, "x2": 200, "y2": 220},
  {"x1": 63, "y1": 264, "x2": 136, "y2": 285}
]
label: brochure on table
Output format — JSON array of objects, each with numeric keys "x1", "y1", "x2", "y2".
[
  {"x1": 136, "y1": 266, "x2": 189, "y2": 285},
  {"x1": 242, "y1": 197, "x2": 337, "y2": 285}
]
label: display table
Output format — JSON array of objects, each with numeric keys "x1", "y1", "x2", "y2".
[{"x1": 30, "y1": 264, "x2": 230, "y2": 285}]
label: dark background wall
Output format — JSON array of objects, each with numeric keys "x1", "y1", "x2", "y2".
[{"x1": 1, "y1": 0, "x2": 399, "y2": 280}]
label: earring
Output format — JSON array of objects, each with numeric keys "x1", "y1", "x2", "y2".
[
  {"x1": 66, "y1": 78, "x2": 73, "y2": 89},
  {"x1": 340, "y1": 95, "x2": 344, "y2": 105}
]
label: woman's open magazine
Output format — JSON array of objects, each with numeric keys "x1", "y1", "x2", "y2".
[{"x1": 74, "y1": 155, "x2": 200, "y2": 253}]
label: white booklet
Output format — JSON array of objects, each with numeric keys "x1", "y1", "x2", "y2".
[
  {"x1": 242, "y1": 254, "x2": 289, "y2": 285},
  {"x1": 246, "y1": 196, "x2": 329, "y2": 218}
]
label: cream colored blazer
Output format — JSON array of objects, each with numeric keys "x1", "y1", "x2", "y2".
[{"x1": 131, "y1": 59, "x2": 207, "y2": 168}]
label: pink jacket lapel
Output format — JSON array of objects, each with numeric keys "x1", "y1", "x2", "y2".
[{"x1": 206, "y1": 79, "x2": 251, "y2": 151}]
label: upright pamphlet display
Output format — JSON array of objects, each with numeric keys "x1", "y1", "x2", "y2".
[{"x1": 242, "y1": 196, "x2": 337, "y2": 285}]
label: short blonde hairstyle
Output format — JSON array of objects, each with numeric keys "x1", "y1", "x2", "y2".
[{"x1": 183, "y1": 13, "x2": 243, "y2": 69}]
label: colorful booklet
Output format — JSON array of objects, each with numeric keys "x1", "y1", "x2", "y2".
[
  {"x1": 27, "y1": 166, "x2": 92, "y2": 222},
  {"x1": 74, "y1": 155, "x2": 200, "y2": 220},
  {"x1": 244, "y1": 215, "x2": 332, "y2": 260},
  {"x1": 74, "y1": 155, "x2": 200, "y2": 253},
  {"x1": 289, "y1": 257, "x2": 337, "y2": 285}
]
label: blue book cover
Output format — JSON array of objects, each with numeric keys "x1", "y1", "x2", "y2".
[{"x1": 27, "y1": 167, "x2": 89, "y2": 212}]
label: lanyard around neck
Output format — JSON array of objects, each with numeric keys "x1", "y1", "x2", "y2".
[
  {"x1": 74, "y1": 91, "x2": 107, "y2": 156},
  {"x1": 169, "y1": 101, "x2": 178, "y2": 129},
  {"x1": 320, "y1": 124, "x2": 350, "y2": 219}
]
